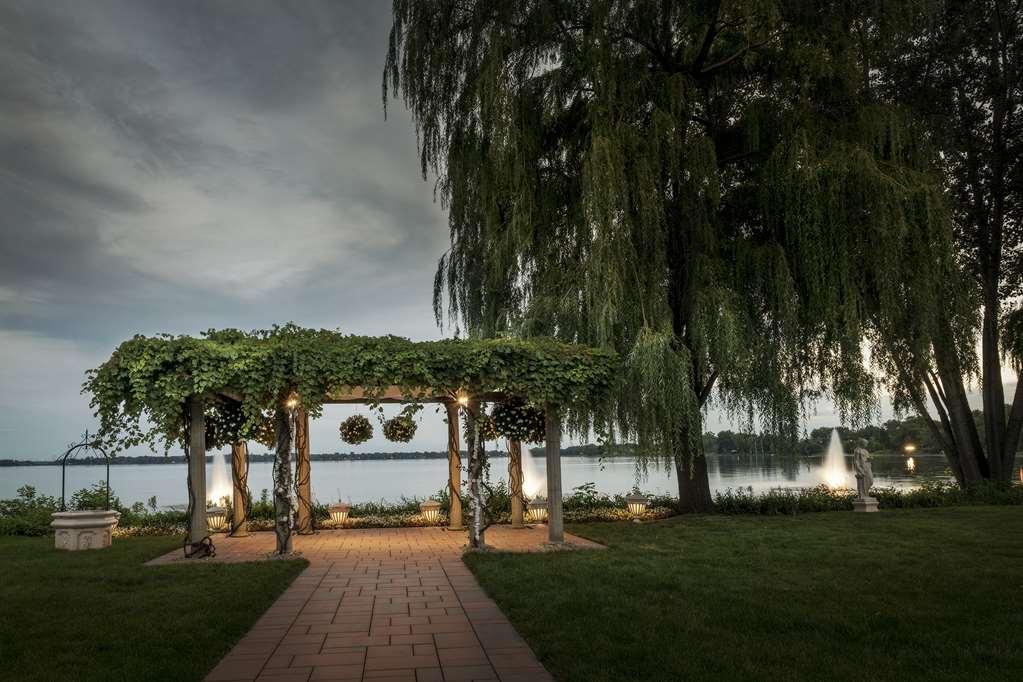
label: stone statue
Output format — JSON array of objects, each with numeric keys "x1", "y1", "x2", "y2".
[
  {"x1": 852, "y1": 438, "x2": 878, "y2": 512},
  {"x1": 853, "y1": 439, "x2": 873, "y2": 497}
]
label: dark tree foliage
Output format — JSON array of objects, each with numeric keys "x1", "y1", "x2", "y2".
[
  {"x1": 385, "y1": 1, "x2": 950, "y2": 510},
  {"x1": 867, "y1": 0, "x2": 1023, "y2": 483}
]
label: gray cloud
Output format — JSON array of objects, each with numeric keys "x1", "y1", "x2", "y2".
[{"x1": 0, "y1": 0, "x2": 451, "y2": 457}]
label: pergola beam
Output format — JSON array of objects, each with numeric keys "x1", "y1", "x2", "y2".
[
  {"x1": 295, "y1": 408, "x2": 313, "y2": 535},
  {"x1": 230, "y1": 440, "x2": 249, "y2": 537},
  {"x1": 187, "y1": 398, "x2": 207, "y2": 546},
  {"x1": 544, "y1": 404, "x2": 564, "y2": 544},
  {"x1": 508, "y1": 439, "x2": 524, "y2": 527},
  {"x1": 445, "y1": 401, "x2": 463, "y2": 530}
]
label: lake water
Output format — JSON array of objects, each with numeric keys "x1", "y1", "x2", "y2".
[{"x1": 0, "y1": 452, "x2": 952, "y2": 507}]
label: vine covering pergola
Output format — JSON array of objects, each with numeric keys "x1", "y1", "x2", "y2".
[{"x1": 85, "y1": 325, "x2": 618, "y2": 556}]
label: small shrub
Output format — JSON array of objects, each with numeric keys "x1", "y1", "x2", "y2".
[{"x1": 70, "y1": 480, "x2": 120, "y2": 511}]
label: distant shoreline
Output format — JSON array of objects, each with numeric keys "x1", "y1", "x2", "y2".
[{"x1": 0, "y1": 447, "x2": 938, "y2": 466}]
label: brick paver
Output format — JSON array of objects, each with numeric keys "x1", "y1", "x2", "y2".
[{"x1": 150, "y1": 526, "x2": 602, "y2": 681}]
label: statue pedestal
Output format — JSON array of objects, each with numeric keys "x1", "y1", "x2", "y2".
[{"x1": 853, "y1": 496, "x2": 878, "y2": 513}]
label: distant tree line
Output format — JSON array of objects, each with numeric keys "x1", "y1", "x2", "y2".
[{"x1": 703, "y1": 411, "x2": 1008, "y2": 457}]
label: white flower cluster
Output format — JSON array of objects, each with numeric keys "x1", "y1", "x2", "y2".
[{"x1": 492, "y1": 400, "x2": 545, "y2": 443}]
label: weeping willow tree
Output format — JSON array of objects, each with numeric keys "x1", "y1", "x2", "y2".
[{"x1": 385, "y1": 0, "x2": 953, "y2": 510}]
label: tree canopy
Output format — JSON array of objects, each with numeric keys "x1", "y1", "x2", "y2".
[
  {"x1": 385, "y1": 0, "x2": 952, "y2": 508},
  {"x1": 84, "y1": 325, "x2": 617, "y2": 453}
]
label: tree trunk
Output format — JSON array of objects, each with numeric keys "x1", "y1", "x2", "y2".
[
  {"x1": 932, "y1": 332, "x2": 988, "y2": 483},
  {"x1": 464, "y1": 398, "x2": 486, "y2": 548},
  {"x1": 273, "y1": 406, "x2": 293, "y2": 555},
  {"x1": 674, "y1": 428, "x2": 713, "y2": 513}
]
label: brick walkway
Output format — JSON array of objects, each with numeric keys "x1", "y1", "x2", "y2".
[{"x1": 150, "y1": 526, "x2": 602, "y2": 682}]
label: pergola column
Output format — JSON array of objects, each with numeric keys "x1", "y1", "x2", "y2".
[
  {"x1": 230, "y1": 440, "x2": 249, "y2": 537},
  {"x1": 273, "y1": 406, "x2": 294, "y2": 555},
  {"x1": 544, "y1": 404, "x2": 564, "y2": 543},
  {"x1": 187, "y1": 398, "x2": 207, "y2": 545},
  {"x1": 508, "y1": 439, "x2": 524, "y2": 527},
  {"x1": 445, "y1": 401, "x2": 463, "y2": 530},
  {"x1": 295, "y1": 408, "x2": 313, "y2": 534}
]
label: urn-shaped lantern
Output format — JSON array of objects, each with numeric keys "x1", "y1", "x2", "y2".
[
  {"x1": 329, "y1": 502, "x2": 349, "y2": 526},
  {"x1": 527, "y1": 497, "x2": 548, "y2": 523},
  {"x1": 626, "y1": 493, "x2": 648, "y2": 517},
  {"x1": 419, "y1": 499, "x2": 441, "y2": 524},
  {"x1": 206, "y1": 506, "x2": 227, "y2": 532}
]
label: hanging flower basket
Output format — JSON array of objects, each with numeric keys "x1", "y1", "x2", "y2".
[
  {"x1": 477, "y1": 413, "x2": 499, "y2": 441},
  {"x1": 340, "y1": 415, "x2": 373, "y2": 444},
  {"x1": 383, "y1": 416, "x2": 417, "y2": 442},
  {"x1": 492, "y1": 399, "x2": 545, "y2": 443}
]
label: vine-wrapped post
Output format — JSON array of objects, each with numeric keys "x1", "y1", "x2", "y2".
[
  {"x1": 464, "y1": 397, "x2": 486, "y2": 548},
  {"x1": 445, "y1": 400, "x2": 463, "y2": 530},
  {"x1": 544, "y1": 404, "x2": 564, "y2": 543},
  {"x1": 273, "y1": 406, "x2": 294, "y2": 555},
  {"x1": 230, "y1": 440, "x2": 249, "y2": 537},
  {"x1": 295, "y1": 408, "x2": 313, "y2": 534},
  {"x1": 508, "y1": 439, "x2": 524, "y2": 527},
  {"x1": 187, "y1": 398, "x2": 208, "y2": 547}
]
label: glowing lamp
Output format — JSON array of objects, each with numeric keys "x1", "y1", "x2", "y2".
[
  {"x1": 456, "y1": 389, "x2": 470, "y2": 407},
  {"x1": 903, "y1": 443, "x2": 917, "y2": 454},
  {"x1": 206, "y1": 506, "x2": 227, "y2": 533},
  {"x1": 527, "y1": 497, "x2": 548, "y2": 523},
  {"x1": 420, "y1": 499, "x2": 441, "y2": 524},
  {"x1": 626, "y1": 493, "x2": 648, "y2": 517},
  {"x1": 285, "y1": 396, "x2": 299, "y2": 409},
  {"x1": 329, "y1": 502, "x2": 349, "y2": 526}
]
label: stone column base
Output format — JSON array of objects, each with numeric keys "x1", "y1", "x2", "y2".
[{"x1": 853, "y1": 497, "x2": 879, "y2": 513}]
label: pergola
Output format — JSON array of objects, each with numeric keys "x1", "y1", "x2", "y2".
[{"x1": 85, "y1": 327, "x2": 618, "y2": 556}]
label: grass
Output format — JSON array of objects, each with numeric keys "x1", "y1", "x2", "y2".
[
  {"x1": 465, "y1": 507, "x2": 1023, "y2": 682},
  {"x1": 0, "y1": 536, "x2": 306, "y2": 681}
]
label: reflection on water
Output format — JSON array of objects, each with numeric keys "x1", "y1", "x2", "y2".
[{"x1": 0, "y1": 452, "x2": 955, "y2": 506}]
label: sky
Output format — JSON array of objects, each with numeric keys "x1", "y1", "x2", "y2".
[{"x1": 0, "y1": 0, "x2": 931, "y2": 460}]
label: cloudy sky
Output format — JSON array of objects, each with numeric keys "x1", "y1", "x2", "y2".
[{"x1": 0, "y1": 0, "x2": 890, "y2": 460}]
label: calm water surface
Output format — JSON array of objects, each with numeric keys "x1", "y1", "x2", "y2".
[{"x1": 0, "y1": 452, "x2": 951, "y2": 506}]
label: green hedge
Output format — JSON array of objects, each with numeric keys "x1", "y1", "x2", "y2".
[
  {"x1": 714, "y1": 481, "x2": 1023, "y2": 515},
  {"x1": 6, "y1": 480, "x2": 1019, "y2": 537}
]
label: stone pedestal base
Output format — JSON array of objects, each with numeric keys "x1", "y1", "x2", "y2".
[
  {"x1": 51, "y1": 510, "x2": 121, "y2": 550},
  {"x1": 853, "y1": 497, "x2": 878, "y2": 513}
]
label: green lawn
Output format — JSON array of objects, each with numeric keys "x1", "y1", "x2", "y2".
[
  {"x1": 466, "y1": 507, "x2": 1023, "y2": 682},
  {"x1": 0, "y1": 536, "x2": 306, "y2": 681}
]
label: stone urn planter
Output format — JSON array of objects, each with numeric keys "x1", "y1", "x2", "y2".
[{"x1": 51, "y1": 510, "x2": 121, "y2": 551}]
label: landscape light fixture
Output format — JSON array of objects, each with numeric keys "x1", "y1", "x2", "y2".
[
  {"x1": 420, "y1": 498, "x2": 441, "y2": 524},
  {"x1": 903, "y1": 443, "x2": 917, "y2": 454},
  {"x1": 329, "y1": 502, "x2": 349, "y2": 526},
  {"x1": 527, "y1": 497, "x2": 548, "y2": 523},
  {"x1": 285, "y1": 395, "x2": 299, "y2": 409},
  {"x1": 456, "y1": 389, "x2": 470, "y2": 407},
  {"x1": 206, "y1": 506, "x2": 227, "y2": 532},
  {"x1": 626, "y1": 493, "x2": 648, "y2": 517}
]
